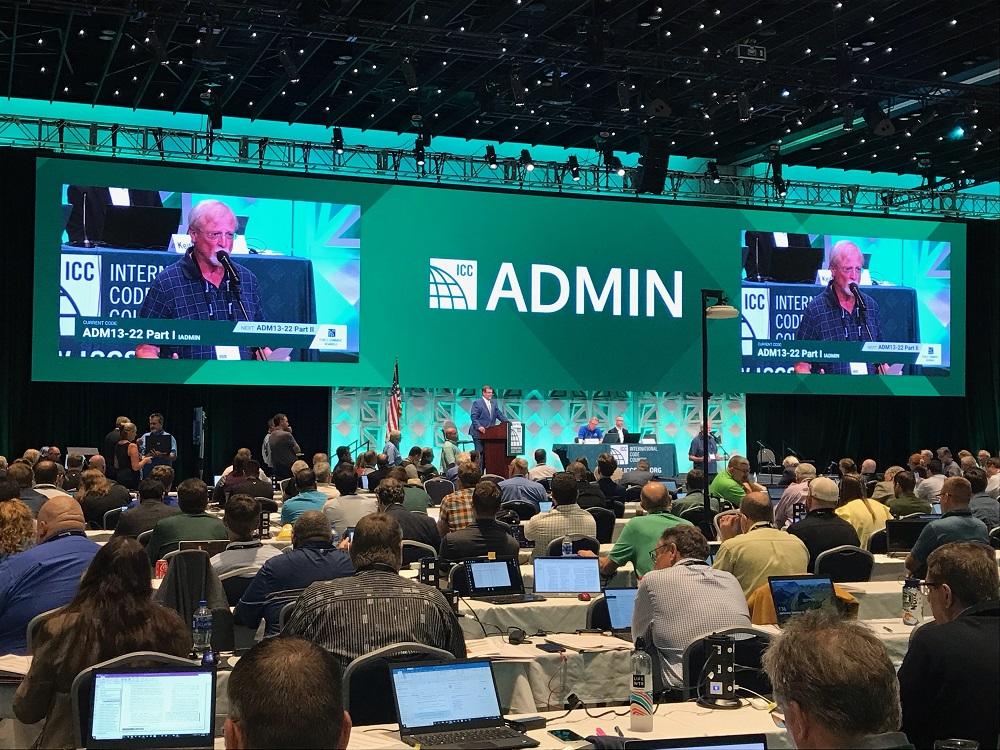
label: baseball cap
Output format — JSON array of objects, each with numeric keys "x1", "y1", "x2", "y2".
[{"x1": 808, "y1": 476, "x2": 839, "y2": 504}]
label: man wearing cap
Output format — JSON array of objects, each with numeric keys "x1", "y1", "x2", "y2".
[
  {"x1": 773, "y1": 463, "x2": 817, "y2": 528},
  {"x1": 787, "y1": 477, "x2": 861, "y2": 572}
]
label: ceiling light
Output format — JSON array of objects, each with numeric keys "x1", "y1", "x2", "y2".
[
  {"x1": 568, "y1": 155, "x2": 581, "y2": 181},
  {"x1": 485, "y1": 145, "x2": 498, "y2": 169}
]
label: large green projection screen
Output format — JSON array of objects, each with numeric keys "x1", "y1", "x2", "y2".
[{"x1": 33, "y1": 156, "x2": 965, "y2": 396}]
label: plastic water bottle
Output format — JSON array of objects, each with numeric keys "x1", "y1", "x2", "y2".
[
  {"x1": 561, "y1": 536, "x2": 574, "y2": 556},
  {"x1": 192, "y1": 600, "x2": 213, "y2": 653},
  {"x1": 902, "y1": 578, "x2": 921, "y2": 626},
  {"x1": 630, "y1": 638, "x2": 654, "y2": 732}
]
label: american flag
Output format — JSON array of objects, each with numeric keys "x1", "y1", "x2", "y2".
[{"x1": 387, "y1": 359, "x2": 402, "y2": 433}]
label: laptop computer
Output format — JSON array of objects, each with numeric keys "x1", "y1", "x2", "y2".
[
  {"x1": 538, "y1": 500, "x2": 553, "y2": 513},
  {"x1": 390, "y1": 659, "x2": 539, "y2": 749},
  {"x1": 532, "y1": 556, "x2": 602, "y2": 597},
  {"x1": 767, "y1": 486, "x2": 785, "y2": 503},
  {"x1": 768, "y1": 575, "x2": 836, "y2": 626},
  {"x1": 624, "y1": 734, "x2": 767, "y2": 750},
  {"x1": 886, "y1": 518, "x2": 936, "y2": 555},
  {"x1": 101, "y1": 205, "x2": 182, "y2": 249},
  {"x1": 145, "y1": 433, "x2": 173, "y2": 455},
  {"x1": 85, "y1": 665, "x2": 216, "y2": 749},
  {"x1": 707, "y1": 541, "x2": 721, "y2": 566},
  {"x1": 464, "y1": 558, "x2": 544, "y2": 604},
  {"x1": 604, "y1": 587, "x2": 638, "y2": 639},
  {"x1": 663, "y1": 479, "x2": 678, "y2": 492}
]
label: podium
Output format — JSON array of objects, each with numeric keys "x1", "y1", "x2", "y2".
[{"x1": 481, "y1": 424, "x2": 515, "y2": 477}]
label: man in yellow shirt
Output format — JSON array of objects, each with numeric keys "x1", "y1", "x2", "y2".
[{"x1": 713, "y1": 492, "x2": 809, "y2": 597}]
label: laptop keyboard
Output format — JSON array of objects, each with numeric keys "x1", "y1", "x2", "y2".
[
  {"x1": 413, "y1": 726, "x2": 527, "y2": 746},
  {"x1": 477, "y1": 594, "x2": 545, "y2": 605}
]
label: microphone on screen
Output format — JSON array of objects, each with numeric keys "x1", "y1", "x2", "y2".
[
  {"x1": 216, "y1": 251, "x2": 241, "y2": 289},
  {"x1": 848, "y1": 282, "x2": 867, "y2": 311}
]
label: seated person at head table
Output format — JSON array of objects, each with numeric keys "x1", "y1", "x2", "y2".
[
  {"x1": 602, "y1": 415, "x2": 632, "y2": 444},
  {"x1": 577, "y1": 417, "x2": 604, "y2": 441}
]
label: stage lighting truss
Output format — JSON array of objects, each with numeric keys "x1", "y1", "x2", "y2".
[{"x1": 4, "y1": 115, "x2": 995, "y2": 219}]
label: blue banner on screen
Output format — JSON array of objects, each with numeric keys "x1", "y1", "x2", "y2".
[{"x1": 740, "y1": 230, "x2": 952, "y2": 377}]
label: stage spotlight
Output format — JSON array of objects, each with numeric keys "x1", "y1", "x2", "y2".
[
  {"x1": 841, "y1": 102, "x2": 855, "y2": 131},
  {"x1": 519, "y1": 148, "x2": 534, "y2": 171},
  {"x1": 707, "y1": 162, "x2": 721, "y2": 183},
  {"x1": 332, "y1": 126, "x2": 344, "y2": 154},
  {"x1": 485, "y1": 145, "x2": 498, "y2": 169},
  {"x1": 278, "y1": 48, "x2": 301, "y2": 83},
  {"x1": 568, "y1": 155, "x2": 581, "y2": 181},
  {"x1": 949, "y1": 116, "x2": 969, "y2": 140},
  {"x1": 617, "y1": 81, "x2": 630, "y2": 112},
  {"x1": 862, "y1": 101, "x2": 894, "y2": 136},
  {"x1": 402, "y1": 57, "x2": 419, "y2": 92},
  {"x1": 771, "y1": 155, "x2": 787, "y2": 197},
  {"x1": 511, "y1": 67, "x2": 526, "y2": 107},
  {"x1": 601, "y1": 144, "x2": 625, "y2": 176},
  {"x1": 737, "y1": 91, "x2": 751, "y2": 122},
  {"x1": 414, "y1": 137, "x2": 426, "y2": 166},
  {"x1": 634, "y1": 133, "x2": 670, "y2": 194}
]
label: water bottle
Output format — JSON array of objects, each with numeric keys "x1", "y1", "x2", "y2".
[
  {"x1": 630, "y1": 638, "x2": 654, "y2": 732},
  {"x1": 561, "y1": 536, "x2": 574, "y2": 556},
  {"x1": 192, "y1": 600, "x2": 213, "y2": 653},
  {"x1": 902, "y1": 578, "x2": 921, "y2": 626}
]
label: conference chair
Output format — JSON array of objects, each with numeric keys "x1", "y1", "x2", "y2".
[
  {"x1": 587, "y1": 506, "x2": 616, "y2": 544},
  {"x1": 679, "y1": 506, "x2": 718, "y2": 540},
  {"x1": 278, "y1": 600, "x2": 297, "y2": 630},
  {"x1": 342, "y1": 643, "x2": 456, "y2": 725},
  {"x1": 546, "y1": 534, "x2": 601, "y2": 556},
  {"x1": 815, "y1": 545, "x2": 875, "y2": 582},
  {"x1": 447, "y1": 562, "x2": 472, "y2": 595},
  {"x1": 988, "y1": 526, "x2": 1000, "y2": 550},
  {"x1": 219, "y1": 566, "x2": 260, "y2": 607},
  {"x1": 102, "y1": 506, "x2": 126, "y2": 531},
  {"x1": 423, "y1": 477, "x2": 455, "y2": 505},
  {"x1": 71, "y1": 651, "x2": 196, "y2": 749},
  {"x1": 136, "y1": 529, "x2": 153, "y2": 547},
  {"x1": 501, "y1": 499, "x2": 538, "y2": 522},
  {"x1": 624, "y1": 485, "x2": 643, "y2": 503},
  {"x1": 25, "y1": 607, "x2": 62, "y2": 654},
  {"x1": 681, "y1": 627, "x2": 773, "y2": 702},
  {"x1": 537, "y1": 477, "x2": 552, "y2": 492},
  {"x1": 866, "y1": 528, "x2": 888, "y2": 554},
  {"x1": 865, "y1": 479, "x2": 878, "y2": 498},
  {"x1": 713, "y1": 509, "x2": 741, "y2": 539},
  {"x1": 495, "y1": 508, "x2": 520, "y2": 528},
  {"x1": 155, "y1": 549, "x2": 234, "y2": 652},
  {"x1": 402, "y1": 540, "x2": 438, "y2": 566},
  {"x1": 585, "y1": 596, "x2": 612, "y2": 631},
  {"x1": 482, "y1": 473, "x2": 505, "y2": 485}
]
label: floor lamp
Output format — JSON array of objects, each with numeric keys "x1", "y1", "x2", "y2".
[{"x1": 701, "y1": 289, "x2": 738, "y2": 532}]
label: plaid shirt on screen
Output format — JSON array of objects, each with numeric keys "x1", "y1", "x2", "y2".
[
  {"x1": 438, "y1": 488, "x2": 475, "y2": 534},
  {"x1": 138, "y1": 251, "x2": 264, "y2": 359},
  {"x1": 795, "y1": 283, "x2": 882, "y2": 375}
]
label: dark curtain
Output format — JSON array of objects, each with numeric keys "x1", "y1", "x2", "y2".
[
  {"x1": 0, "y1": 149, "x2": 331, "y2": 478},
  {"x1": 747, "y1": 220, "x2": 1000, "y2": 470}
]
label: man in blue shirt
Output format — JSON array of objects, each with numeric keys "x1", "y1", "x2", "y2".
[
  {"x1": 280, "y1": 469, "x2": 329, "y2": 525},
  {"x1": 0, "y1": 496, "x2": 100, "y2": 654},
  {"x1": 137, "y1": 412, "x2": 177, "y2": 479},
  {"x1": 234, "y1": 511, "x2": 354, "y2": 635},
  {"x1": 498, "y1": 458, "x2": 547, "y2": 510},
  {"x1": 577, "y1": 417, "x2": 603, "y2": 441},
  {"x1": 906, "y1": 477, "x2": 989, "y2": 578}
]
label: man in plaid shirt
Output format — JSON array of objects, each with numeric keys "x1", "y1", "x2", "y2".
[
  {"x1": 794, "y1": 241, "x2": 885, "y2": 375},
  {"x1": 136, "y1": 199, "x2": 269, "y2": 360},
  {"x1": 437, "y1": 462, "x2": 482, "y2": 536}
]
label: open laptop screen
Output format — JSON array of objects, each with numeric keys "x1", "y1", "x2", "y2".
[
  {"x1": 391, "y1": 660, "x2": 503, "y2": 733},
  {"x1": 538, "y1": 500, "x2": 553, "y2": 513},
  {"x1": 465, "y1": 558, "x2": 523, "y2": 597},
  {"x1": 604, "y1": 588, "x2": 638, "y2": 630},
  {"x1": 533, "y1": 556, "x2": 601, "y2": 594},
  {"x1": 623, "y1": 734, "x2": 767, "y2": 750},
  {"x1": 768, "y1": 575, "x2": 835, "y2": 626},
  {"x1": 88, "y1": 667, "x2": 215, "y2": 749},
  {"x1": 886, "y1": 519, "x2": 934, "y2": 553}
]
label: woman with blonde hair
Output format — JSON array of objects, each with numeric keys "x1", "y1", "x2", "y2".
[
  {"x1": 115, "y1": 421, "x2": 151, "y2": 490},
  {"x1": 76, "y1": 469, "x2": 131, "y2": 529},
  {"x1": 836, "y1": 474, "x2": 892, "y2": 548},
  {"x1": 0, "y1": 499, "x2": 35, "y2": 559}
]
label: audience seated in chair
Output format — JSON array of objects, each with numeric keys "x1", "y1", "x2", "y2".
[
  {"x1": 787, "y1": 477, "x2": 861, "y2": 572},
  {"x1": 439, "y1": 480, "x2": 519, "y2": 561},
  {"x1": 763, "y1": 610, "x2": 911, "y2": 749},
  {"x1": 498, "y1": 457, "x2": 547, "y2": 510},
  {"x1": 0, "y1": 496, "x2": 36, "y2": 561},
  {"x1": 210, "y1": 494, "x2": 283, "y2": 575},
  {"x1": 905, "y1": 476, "x2": 990, "y2": 578},
  {"x1": 146, "y1": 479, "x2": 227, "y2": 563},
  {"x1": 376, "y1": 478, "x2": 440, "y2": 564},
  {"x1": 76, "y1": 469, "x2": 133, "y2": 530},
  {"x1": 225, "y1": 636, "x2": 351, "y2": 750},
  {"x1": 835, "y1": 475, "x2": 892, "y2": 550},
  {"x1": 524, "y1": 472, "x2": 596, "y2": 561},
  {"x1": 284, "y1": 512, "x2": 466, "y2": 672},
  {"x1": 321, "y1": 467, "x2": 378, "y2": 535},
  {"x1": 13, "y1": 537, "x2": 190, "y2": 749}
]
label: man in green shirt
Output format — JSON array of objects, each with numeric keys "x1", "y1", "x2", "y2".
[
  {"x1": 440, "y1": 427, "x2": 460, "y2": 474},
  {"x1": 386, "y1": 467, "x2": 432, "y2": 512},
  {"x1": 887, "y1": 470, "x2": 932, "y2": 518},
  {"x1": 147, "y1": 478, "x2": 228, "y2": 562},
  {"x1": 709, "y1": 454, "x2": 764, "y2": 505},
  {"x1": 584, "y1": 481, "x2": 691, "y2": 577}
]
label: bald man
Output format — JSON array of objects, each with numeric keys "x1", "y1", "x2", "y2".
[{"x1": 0, "y1": 495, "x2": 100, "y2": 654}]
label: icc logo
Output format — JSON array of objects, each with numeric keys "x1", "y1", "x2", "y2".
[{"x1": 429, "y1": 258, "x2": 477, "y2": 310}]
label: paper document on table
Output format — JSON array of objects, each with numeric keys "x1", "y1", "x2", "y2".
[
  {"x1": 465, "y1": 637, "x2": 536, "y2": 661},
  {"x1": 0, "y1": 654, "x2": 32, "y2": 677},
  {"x1": 544, "y1": 634, "x2": 633, "y2": 652}
]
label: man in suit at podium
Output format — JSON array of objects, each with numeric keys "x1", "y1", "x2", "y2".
[
  {"x1": 602, "y1": 415, "x2": 631, "y2": 444},
  {"x1": 469, "y1": 385, "x2": 507, "y2": 466}
]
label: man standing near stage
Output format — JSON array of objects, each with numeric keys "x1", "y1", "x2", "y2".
[
  {"x1": 468, "y1": 385, "x2": 507, "y2": 464},
  {"x1": 268, "y1": 413, "x2": 301, "y2": 480},
  {"x1": 137, "y1": 412, "x2": 177, "y2": 479}
]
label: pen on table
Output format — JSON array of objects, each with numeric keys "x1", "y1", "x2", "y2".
[
  {"x1": 883, "y1": 626, "x2": 893, "y2": 632},
  {"x1": 614, "y1": 726, "x2": 625, "y2": 738}
]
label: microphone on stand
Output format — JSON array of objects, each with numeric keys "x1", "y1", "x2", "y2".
[
  {"x1": 216, "y1": 251, "x2": 263, "y2": 361},
  {"x1": 80, "y1": 191, "x2": 95, "y2": 248},
  {"x1": 848, "y1": 282, "x2": 866, "y2": 311}
]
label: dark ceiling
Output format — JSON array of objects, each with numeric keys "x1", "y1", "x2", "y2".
[{"x1": 1, "y1": 0, "x2": 997, "y2": 182}]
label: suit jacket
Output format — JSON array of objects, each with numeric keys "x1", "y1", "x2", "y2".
[
  {"x1": 439, "y1": 519, "x2": 519, "y2": 561},
  {"x1": 469, "y1": 397, "x2": 507, "y2": 435},
  {"x1": 602, "y1": 428, "x2": 631, "y2": 444},
  {"x1": 384, "y1": 504, "x2": 441, "y2": 564},
  {"x1": 66, "y1": 186, "x2": 163, "y2": 245},
  {"x1": 114, "y1": 500, "x2": 182, "y2": 537}
]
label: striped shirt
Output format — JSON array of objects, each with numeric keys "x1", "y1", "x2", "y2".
[
  {"x1": 524, "y1": 504, "x2": 597, "y2": 560},
  {"x1": 284, "y1": 569, "x2": 466, "y2": 671}
]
